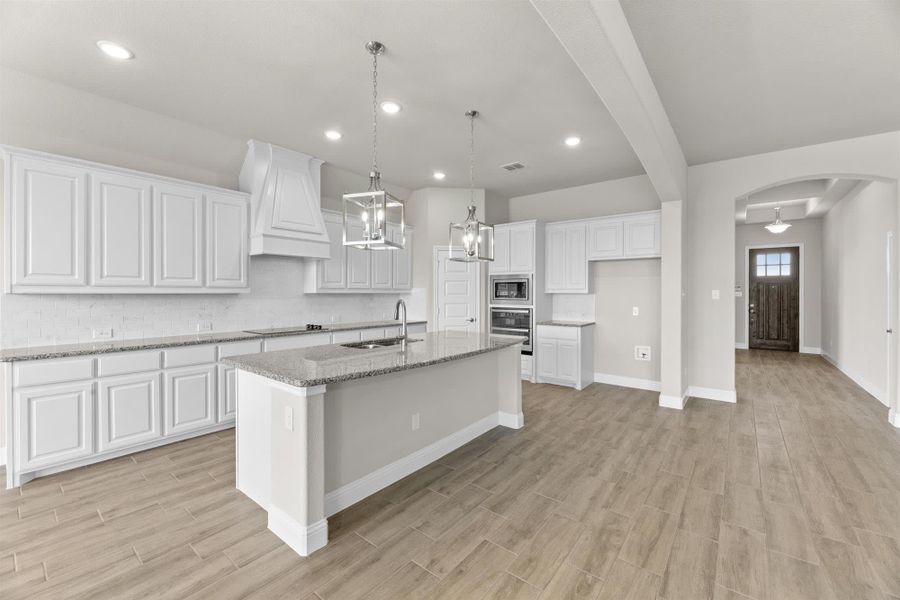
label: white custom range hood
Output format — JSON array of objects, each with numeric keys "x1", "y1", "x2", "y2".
[{"x1": 239, "y1": 140, "x2": 331, "y2": 258}]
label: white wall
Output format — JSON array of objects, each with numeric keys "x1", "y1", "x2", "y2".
[
  {"x1": 508, "y1": 174, "x2": 659, "y2": 221},
  {"x1": 687, "y1": 131, "x2": 900, "y2": 395},
  {"x1": 734, "y1": 219, "x2": 823, "y2": 351},
  {"x1": 822, "y1": 180, "x2": 898, "y2": 405}
]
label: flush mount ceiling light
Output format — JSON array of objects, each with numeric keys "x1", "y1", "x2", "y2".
[
  {"x1": 765, "y1": 207, "x2": 792, "y2": 234},
  {"x1": 342, "y1": 41, "x2": 405, "y2": 251},
  {"x1": 564, "y1": 136, "x2": 582, "y2": 147},
  {"x1": 324, "y1": 130, "x2": 342, "y2": 141},
  {"x1": 449, "y1": 110, "x2": 494, "y2": 263},
  {"x1": 380, "y1": 101, "x2": 401, "y2": 114},
  {"x1": 96, "y1": 40, "x2": 134, "y2": 60},
  {"x1": 433, "y1": 171, "x2": 446, "y2": 180}
]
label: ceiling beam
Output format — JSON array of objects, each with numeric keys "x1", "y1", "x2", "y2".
[{"x1": 530, "y1": 0, "x2": 686, "y2": 203}]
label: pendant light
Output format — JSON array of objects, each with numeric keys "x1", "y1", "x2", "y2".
[
  {"x1": 765, "y1": 207, "x2": 791, "y2": 234},
  {"x1": 343, "y1": 41, "x2": 405, "y2": 250},
  {"x1": 449, "y1": 110, "x2": 494, "y2": 262}
]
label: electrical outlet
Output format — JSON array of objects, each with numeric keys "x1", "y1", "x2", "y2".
[
  {"x1": 411, "y1": 413, "x2": 420, "y2": 431},
  {"x1": 711, "y1": 289, "x2": 720, "y2": 300},
  {"x1": 635, "y1": 346, "x2": 651, "y2": 361},
  {"x1": 632, "y1": 306, "x2": 639, "y2": 316},
  {"x1": 196, "y1": 321, "x2": 212, "y2": 332},
  {"x1": 92, "y1": 328, "x2": 114, "y2": 340},
  {"x1": 284, "y1": 406, "x2": 294, "y2": 431}
]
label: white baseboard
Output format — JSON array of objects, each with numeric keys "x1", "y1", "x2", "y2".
[
  {"x1": 801, "y1": 346, "x2": 822, "y2": 355},
  {"x1": 324, "y1": 412, "x2": 501, "y2": 517},
  {"x1": 498, "y1": 411, "x2": 524, "y2": 429},
  {"x1": 267, "y1": 507, "x2": 328, "y2": 557},
  {"x1": 822, "y1": 352, "x2": 889, "y2": 407},
  {"x1": 735, "y1": 342, "x2": 748, "y2": 350},
  {"x1": 889, "y1": 408, "x2": 900, "y2": 428},
  {"x1": 659, "y1": 393, "x2": 686, "y2": 410},
  {"x1": 594, "y1": 372, "x2": 661, "y2": 392},
  {"x1": 687, "y1": 386, "x2": 736, "y2": 403}
]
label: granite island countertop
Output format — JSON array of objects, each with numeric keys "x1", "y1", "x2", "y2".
[
  {"x1": 536, "y1": 320, "x2": 596, "y2": 328},
  {"x1": 0, "y1": 319, "x2": 426, "y2": 362},
  {"x1": 224, "y1": 331, "x2": 523, "y2": 388}
]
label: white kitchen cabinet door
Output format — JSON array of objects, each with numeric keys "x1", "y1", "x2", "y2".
[
  {"x1": 11, "y1": 156, "x2": 87, "y2": 288},
  {"x1": 537, "y1": 340, "x2": 558, "y2": 379},
  {"x1": 164, "y1": 365, "x2": 216, "y2": 436},
  {"x1": 97, "y1": 372, "x2": 162, "y2": 452},
  {"x1": 371, "y1": 244, "x2": 392, "y2": 289},
  {"x1": 217, "y1": 365, "x2": 237, "y2": 424},
  {"x1": 588, "y1": 219, "x2": 623, "y2": 260},
  {"x1": 545, "y1": 225, "x2": 566, "y2": 292},
  {"x1": 91, "y1": 171, "x2": 152, "y2": 287},
  {"x1": 508, "y1": 223, "x2": 535, "y2": 273},
  {"x1": 556, "y1": 342, "x2": 579, "y2": 383},
  {"x1": 319, "y1": 215, "x2": 347, "y2": 289},
  {"x1": 624, "y1": 214, "x2": 661, "y2": 257},
  {"x1": 391, "y1": 224, "x2": 412, "y2": 290},
  {"x1": 490, "y1": 226, "x2": 511, "y2": 274},
  {"x1": 565, "y1": 223, "x2": 588, "y2": 292},
  {"x1": 346, "y1": 218, "x2": 372, "y2": 289},
  {"x1": 154, "y1": 183, "x2": 204, "y2": 288},
  {"x1": 15, "y1": 381, "x2": 94, "y2": 470},
  {"x1": 206, "y1": 193, "x2": 249, "y2": 289}
]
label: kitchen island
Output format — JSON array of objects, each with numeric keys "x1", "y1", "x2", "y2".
[{"x1": 225, "y1": 331, "x2": 523, "y2": 557}]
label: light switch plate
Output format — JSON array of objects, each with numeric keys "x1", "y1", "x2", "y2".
[
  {"x1": 92, "y1": 328, "x2": 114, "y2": 340},
  {"x1": 284, "y1": 406, "x2": 294, "y2": 431},
  {"x1": 411, "y1": 413, "x2": 420, "y2": 431},
  {"x1": 711, "y1": 289, "x2": 720, "y2": 300},
  {"x1": 632, "y1": 306, "x2": 639, "y2": 316}
]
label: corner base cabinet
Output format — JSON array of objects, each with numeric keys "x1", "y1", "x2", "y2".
[{"x1": 536, "y1": 324, "x2": 594, "y2": 390}]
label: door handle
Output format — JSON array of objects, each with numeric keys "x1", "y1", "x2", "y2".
[
  {"x1": 888, "y1": 329, "x2": 893, "y2": 333},
  {"x1": 466, "y1": 318, "x2": 475, "y2": 323}
]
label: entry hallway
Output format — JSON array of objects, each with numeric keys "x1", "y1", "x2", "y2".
[{"x1": 2, "y1": 351, "x2": 900, "y2": 599}]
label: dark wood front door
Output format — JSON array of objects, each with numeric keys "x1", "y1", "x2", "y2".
[{"x1": 749, "y1": 247, "x2": 800, "y2": 351}]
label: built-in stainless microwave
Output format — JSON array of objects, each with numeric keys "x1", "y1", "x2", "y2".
[{"x1": 490, "y1": 275, "x2": 531, "y2": 305}]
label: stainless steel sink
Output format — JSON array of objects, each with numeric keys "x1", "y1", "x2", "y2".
[{"x1": 341, "y1": 337, "x2": 421, "y2": 350}]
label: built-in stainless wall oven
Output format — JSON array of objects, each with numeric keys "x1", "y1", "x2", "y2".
[
  {"x1": 490, "y1": 307, "x2": 532, "y2": 354},
  {"x1": 490, "y1": 275, "x2": 531, "y2": 305}
]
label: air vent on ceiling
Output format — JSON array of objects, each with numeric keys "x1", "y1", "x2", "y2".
[{"x1": 501, "y1": 161, "x2": 525, "y2": 172}]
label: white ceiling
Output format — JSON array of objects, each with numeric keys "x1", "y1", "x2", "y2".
[
  {"x1": 0, "y1": 0, "x2": 646, "y2": 197},
  {"x1": 622, "y1": 0, "x2": 900, "y2": 165},
  {"x1": 735, "y1": 177, "x2": 862, "y2": 224}
]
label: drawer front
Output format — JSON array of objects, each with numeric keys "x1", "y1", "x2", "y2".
[
  {"x1": 97, "y1": 372, "x2": 162, "y2": 452},
  {"x1": 163, "y1": 345, "x2": 217, "y2": 368},
  {"x1": 14, "y1": 357, "x2": 94, "y2": 388},
  {"x1": 218, "y1": 340, "x2": 263, "y2": 360},
  {"x1": 537, "y1": 326, "x2": 579, "y2": 341},
  {"x1": 263, "y1": 333, "x2": 330, "y2": 352},
  {"x1": 97, "y1": 350, "x2": 161, "y2": 377},
  {"x1": 15, "y1": 381, "x2": 94, "y2": 470}
]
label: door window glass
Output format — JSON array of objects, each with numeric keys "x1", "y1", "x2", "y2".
[{"x1": 755, "y1": 251, "x2": 793, "y2": 277}]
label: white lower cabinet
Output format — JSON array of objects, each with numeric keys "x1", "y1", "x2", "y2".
[
  {"x1": 98, "y1": 372, "x2": 162, "y2": 452},
  {"x1": 536, "y1": 325, "x2": 594, "y2": 390},
  {"x1": 521, "y1": 354, "x2": 534, "y2": 381},
  {"x1": 164, "y1": 365, "x2": 217, "y2": 436},
  {"x1": 15, "y1": 381, "x2": 94, "y2": 470},
  {"x1": 217, "y1": 365, "x2": 237, "y2": 424}
]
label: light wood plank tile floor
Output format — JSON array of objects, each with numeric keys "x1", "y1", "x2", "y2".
[{"x1": 3, "y1": 349, "x2": 900, "y2": 599}]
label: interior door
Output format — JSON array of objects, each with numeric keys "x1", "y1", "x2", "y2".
[
  {"x1": 749, "y1": 247, "x2": 799, "y2": 351},
  {"x1": 435, "y1": 248, "x2": 479, "y2": 333}
]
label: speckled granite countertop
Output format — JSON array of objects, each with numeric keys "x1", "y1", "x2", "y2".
[
  {"x1": 0, "y1": 319, "x2": 426, "y2": 362},
  {"x1": 536, "y1": 320, "x2": 596, "y2": 328},
  {"x1": 223, "y1": 331, "x2": 523, "y2": 388}
]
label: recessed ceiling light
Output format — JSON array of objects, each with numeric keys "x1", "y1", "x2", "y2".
[
  {"x1": 324, "y1": 130, "x2": 342, "y2": 141},
  {"x1": 433, "y1": 171, "x2": 446, "y2": 180},
  {"x1": 380, "y1": 101, "x2": 401, "y2": 114},
  {"x1": 96, "y1": 40, "x2": 134, "y2": 60},
  {"x1": 564, "y1": 136, "x2": 582, "y2": 147}
]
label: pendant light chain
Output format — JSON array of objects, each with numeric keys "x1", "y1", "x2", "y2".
[
  {"x1": 469, "y1": 112, "x2": 475, "y2": 206},
  {"x1": 371, "y1": 49, "x2": 379, "y2": 174}
]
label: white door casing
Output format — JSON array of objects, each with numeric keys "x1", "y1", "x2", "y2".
[{"x1": 433, "y1": 247, "x2": 480, "y2": 333}]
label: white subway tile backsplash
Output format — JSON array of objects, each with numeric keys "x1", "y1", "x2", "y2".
[{"x1": 2, "y1": 256, "x2": 427, "y2": 347}]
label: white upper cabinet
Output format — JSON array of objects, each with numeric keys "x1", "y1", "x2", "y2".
[
  {"x1": 153, "y1": 183, "x2": 204, "y2": 288},
  {"x1": 623, "y1": 213, "x2": 661, "y2": 257},
  {"x1": 489, "y1": 221, "x2": 535, "y2": 275},
  {"x1": 206, "y1": 192, "x2": 249, "y2": 289},
  {"x1": 315, "y1": 212, "x2": 348, "y2": 290},
  {"x1": 545, "y1": 222, "x2": 587, "y2": 293},
  {"x1": 391, "y1": 224, "x2": 412, "y2": 290},
  {"x1": 587, "y1": 219, "x2": 623, "y2": 260},
  {"x1": 92, "y1": 171, "x2": 152, "y2": 287},
  {"x1": 3, "y1": 147, "x2": 250, "y2": 294},
  {"x1": 239, "y1": 140, "x2": 330, "y2": 259},
  {"x1": 346, "y1": 217, "x2": 372, "y2": 289},
  {"x1": 372, "y1": 230, "x2": 393, "y2": 290},
  {"x1": 10, "y1": 155, "x2": 87, "y2": 288}
]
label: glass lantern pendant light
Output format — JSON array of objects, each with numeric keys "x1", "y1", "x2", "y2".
[
  {"x1": 449, "y1": 110, "x2": 494, "y2": 262},
  {"x1": 765, "y1": 207, "x2": 791, "y2": 234},
  {"x1": 343, "y1": 41, "x2": 405, "y2": 251}
]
